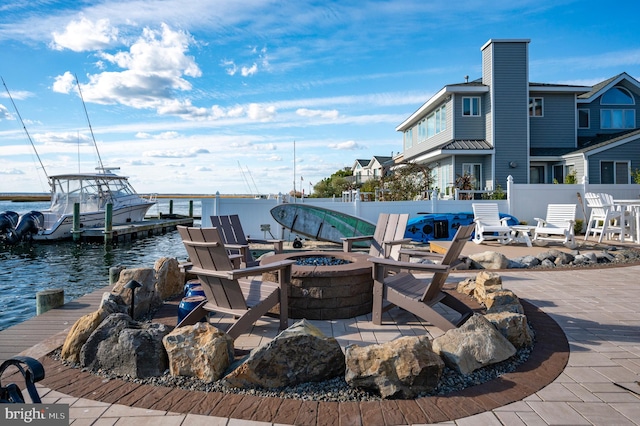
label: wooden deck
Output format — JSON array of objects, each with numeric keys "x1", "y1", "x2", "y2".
[{"x1": 0, "y1": 284, "x2": 111, "y2": 363}]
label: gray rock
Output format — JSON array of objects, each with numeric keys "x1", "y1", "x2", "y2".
[
  {"x1": 484, "y1": 312, "x2": 534, "y2": 348},
  {"x1": 80, "y1": 313, "x2": 170, "y2": 378},
  {"x1": 345, "y1": 335, "x2": 444, "y2": 399},
  {"x1": 432, "y1": 314, "x2": 516, "y2": 375},
  {"x1": 223, "y1": 319, "x2": 345, "y2": 389},
  {"x1": 468, "y1": 251, "x2": 510, "y2": 270}
]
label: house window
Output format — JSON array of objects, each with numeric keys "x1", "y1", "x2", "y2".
[
  {"x1": 462, "y1": 163, "x2": 481, "y2": 190},
  {"x1": 529, "y1": 97, "x2": 543, "y2": 117},
  {"x1": 530, "y1": 165, "x2": 545, "y2": 183},
  {"x1": 462, "y1": 97, "x2": 481, "y2": 116},
  {"x1": 552, "y1": 165, "x2": 564, "y2": 183},
  {"x1": 601, "y1": 161, "x2": 629, "y2": 184},
  {"x1": 426, "y1": 105, "x2": 446, "y2": 138},
  {"x1": 418, "y1": 118, "x2": 427, "y2": 143},
  {"x1": 578, "y1": 109, "x2": 590, "y2": 129},
  {"x1": 601, "y1": 109, "x2": 635, "y2": 129},
  {"x1": 601, "y1": 87, "x2": 634, "y2": 105},
  {"x1": 404, "y1": 128, "x2": 413, "y2": 149}
]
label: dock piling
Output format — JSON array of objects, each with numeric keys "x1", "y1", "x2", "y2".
[
  {"x1": 36, "y1": 289, "x2": 64, "y2": 315},
  {"x1": 104, "y1": 203, "x2": 113, "y2": 243},
  {"x1": 72, "y1": 202, "x2": 81, "y2": 241}
]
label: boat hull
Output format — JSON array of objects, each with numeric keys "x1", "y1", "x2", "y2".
[
  {"x1": 405, "y1": 211, "x2": 519, "y2": 243},
  {"x1": 33, "y1": 203, "x2": 154, "y2": 241}
]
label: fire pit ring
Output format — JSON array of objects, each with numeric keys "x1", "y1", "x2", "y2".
[{"x1": 260, "y1": 251, "x2": 373, "y2": 320}]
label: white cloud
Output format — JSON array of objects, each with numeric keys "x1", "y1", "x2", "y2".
[
  {"x1": 142, "y1": 147, "x2": 209, "y2": 158},
  {"x1": 0, "y1": 104, "x2": 14, "y2": 120},
  {"x1": 195, "y1": 166, "x2": 212, "y2": 171},
  {"x1": 0, "y1": 168, "x2": 24, "y2": 175},
  {"x1": 241, "y1": 63, "x2": 258, "y2": 77},
  {"x1": 54, "y1": 23, "x2": 201, "y2": 116},
  {"x1": 52, "y1": 71, "x2": 76, "y2": 94},
  {"x1": 222, "y1": 59, "x2": 238, "y2": 76},
  {"x1": 51, "y1": 17, "x2": 118, "y2": 52},
  {"x1": 33, "y1": 132, "x2": 92, "y2": 145},
  {"x1": 296, "y1": 108, "x2": 339, "y2": 120},
  {"x1": 328, "y1": 140, "x2": 365, "y2": 150},
  {"x1": 247, "y1": 103, "x2": 276, "y2": 121}
]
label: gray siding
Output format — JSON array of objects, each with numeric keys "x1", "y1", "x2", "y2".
[
  {"x1": 484, "y1": 41, "x2": 529, "y2": 185},
  {"x1": 586, "y1": 139, "x2": 640, "y2": 183},
  {"x1": 402, "y1": 98, "x2": 454, "y2": 161},
  {"x1": 453, "y1": 94, "x2": 486, "y2": 139},
  {"x1": 578, "y1": 81, "x2": 640, "y2": 139},
  {"x1": 530, "y1": 93, "x2": 576, "y2": 149}
]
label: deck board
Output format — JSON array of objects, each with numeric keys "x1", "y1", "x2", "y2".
[{"x1": 0, "y1": 284, "x2": 112, "y2": 362}]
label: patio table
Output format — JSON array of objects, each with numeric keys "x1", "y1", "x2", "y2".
[{"x1": 510, "y1": 225, "x2": 536, "y2": 247}]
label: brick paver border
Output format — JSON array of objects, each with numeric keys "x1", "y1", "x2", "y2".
[{"x1": 38, "y1": 299, "x2": 568, "y2": 425}]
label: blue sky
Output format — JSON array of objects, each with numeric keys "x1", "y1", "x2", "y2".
[{"x1": 1, "y1": 0, "x2": 640, "y2": 195}]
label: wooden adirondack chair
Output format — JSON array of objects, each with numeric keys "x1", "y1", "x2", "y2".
[
  {"x1": 342, "y1": 213, "x2": 410, "y2": 260},
  {"x1": 176, "y1": 226, "x2": 295, "y2": 339},
  {"x1": 532, "y1": 204, "x2": 576, "y2": 245},
  {"x1": 472, "y1": 203, "x2": 513, "y2": 245},
  {"x1": 368, "y1": 224, "x2": 475, "y2": 332},
  {"x1": 210, "y1": 214, "x2": 284, "y2": 267}
]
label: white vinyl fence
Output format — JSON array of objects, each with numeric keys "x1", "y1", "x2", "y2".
[{"x1": 201, "y1": 176, "x2": 640, "y2": 241}]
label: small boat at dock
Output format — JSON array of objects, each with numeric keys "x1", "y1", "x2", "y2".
[{"x1": 1, "y1": 168, "x2": 155, "y2": 244}]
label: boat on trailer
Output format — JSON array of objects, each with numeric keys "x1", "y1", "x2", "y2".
[{"x1": 1, "y1": 168, "x2": 155, "y2": 243}]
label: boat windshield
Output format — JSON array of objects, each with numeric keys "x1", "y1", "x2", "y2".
[{"x1": 49, "y1": 175, "x2": 139, "y2": 215}]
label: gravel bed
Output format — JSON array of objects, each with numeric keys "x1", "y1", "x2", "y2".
[{"x1": 51, "y1": 339, "x2": 533, "y2": 402}]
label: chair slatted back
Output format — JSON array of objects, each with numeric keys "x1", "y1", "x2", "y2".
[
  {"x1": 210, "y1": 214, "x2": 253, "y2": 264},
  {"x1": 544, "y1": 204, "x2": 576, "y2": 228},
  {"x1": 421, "y1": 224, "x2": 474, "y2": 303},
  {"x1": 178, "y1": 226, "x2": 247, "y2": 311},
  {"x1": 369, "y1": 213, "x2": 409, "y2": 259},
  {"x1": 472, "y1": 203, "x2": 502, "y2": 226}
]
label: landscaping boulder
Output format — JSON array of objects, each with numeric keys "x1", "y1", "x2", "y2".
[
  {"x1": 473, "y1": 271, "x2": 503, "y2": 302},
  {"x1": 345, "y1": 335, "x2": 444, "y2": 399},
  {"x1": 432, "y1": 314, "x2": 516, "y2": 375},
  {"x1": 80, "y1": 313, "x2": 170, "y2": 378},
  {"x1": 468, "y1": 251, "x2": 510, "y2": 270},
  {"x1": 163, "y1": 322, "x2": 234, "y2": 382},
  {"x1": 112, "y1": 267, "x2": 162, "y2": 319},
  {"x1": 223, "y1": 319, "x2": 345, "y2": 389},
  {"x1": 484, "y1": 289, "x2": 524, "y2": 314},
  {"x1": 155, "y1": 257, "x2": 184, "y2": 300},
  {"x1": 484, "y1": 312, "x2": 534, "y2": 348}
]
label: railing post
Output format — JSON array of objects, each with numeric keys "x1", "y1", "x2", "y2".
[{"x1": 507, "y1": 175, "x2": 514, "y2": 216}]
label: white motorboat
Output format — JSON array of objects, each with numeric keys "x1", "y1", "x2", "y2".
[{"x1": 1, "y1": 168, "x2": 155, "y2": 243}]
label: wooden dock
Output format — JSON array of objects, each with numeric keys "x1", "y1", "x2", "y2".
[
  {"x1": 79, "y1": 216, "x2": 194, "y2": 243},
  {"x1": 0, "y1": 284, "x2": 111, "y2": 363}
]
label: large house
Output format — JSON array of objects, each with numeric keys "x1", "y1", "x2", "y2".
[{"x1": 396, "y1": 39, "x2": 640, "y2": 194}]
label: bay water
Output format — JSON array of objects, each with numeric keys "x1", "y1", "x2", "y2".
[{"x1": 0, "y1": 198, "x2": 202, "y2": 331}]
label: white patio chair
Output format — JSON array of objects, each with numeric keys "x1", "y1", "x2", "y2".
[
  {"x1": 532, "y1": 204, "x2": 576, "y2": 245},
  {"x1": 583, "y1": 193, "x2": 626, "y2": 242},
  {"x1": 471, "y1": 203, "x2": 512, "y2": 245}
]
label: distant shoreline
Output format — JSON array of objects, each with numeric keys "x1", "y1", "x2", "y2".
[{"x1": 0, "y1": 193, "x2": 258, "y2": 202}]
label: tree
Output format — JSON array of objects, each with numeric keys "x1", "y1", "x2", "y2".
[{"x1": 381, "y1": 162, "x2": 433, "y2": 201}]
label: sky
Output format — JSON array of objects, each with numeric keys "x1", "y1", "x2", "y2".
[{"x1": 1, "y1": 0, "x2": 640, "y2": 196}]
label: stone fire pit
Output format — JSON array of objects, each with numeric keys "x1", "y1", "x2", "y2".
[{"x1": 260, "y1": 251, "x2": 373, "y2": 320}]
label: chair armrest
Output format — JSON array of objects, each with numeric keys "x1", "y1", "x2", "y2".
[
  {"x1": 382, "y1": 238, "x2": 412, "y2": 246},
  {"x1": 368, "y1": 256, "x2": 449, "y2": 272},
  {"x1": 247, "y1": 238, "x2": 285, "y2": 253},
  {"x1": 191, "y1": 260, "x2": 297, "y2": 280},
  {"x1": 342, "y1": 235, "x2": 374, "y2": 252},
  {"x1": 398, "y1": 248, "x2": 444, "y2": 262},
  {"x1": 533, "y1": 217, "x2": 545, "y2": 226}
]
